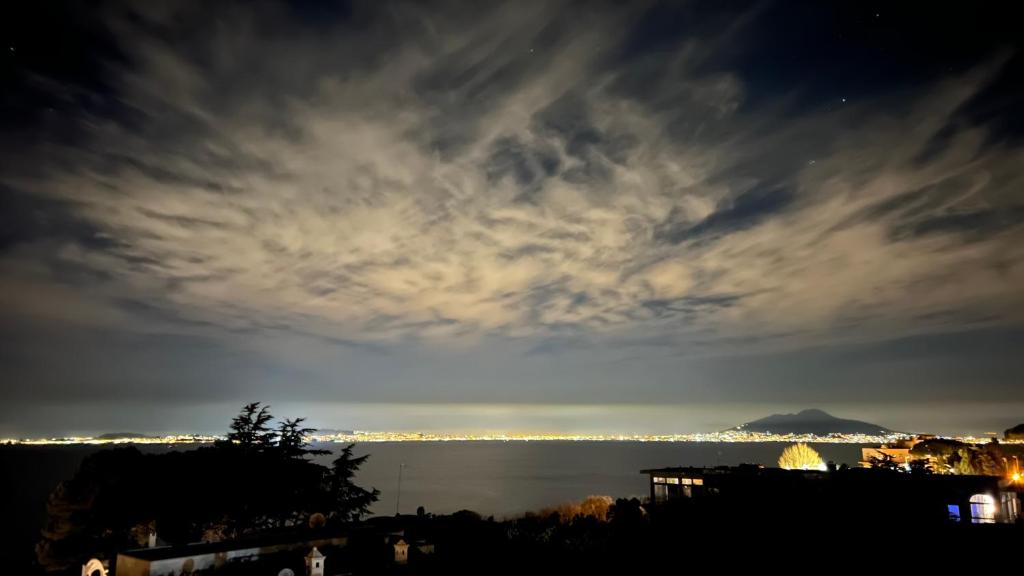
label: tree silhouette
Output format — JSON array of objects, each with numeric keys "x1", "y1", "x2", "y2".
[
  {"x1": 325, "y1": 444, "x2": 380, "y2": 523},
  {"x1": 224, "y1": 402, "x2": 278, "y2": 450},
  {"x1": 867, "y1": 452, "x2": 902, "y2": 471},
  {"x1": 276, "y1": 417, "x2": 329, "y2": 459},
  {"x1": 909, "y1": 458, "x2": 934, "y2": 475},
  {"x1": 35, "y1": 482, "x2": 93, "y2": 573},
  {"x1": 37, "y1": 403, "x2": 378, "y2": 570}
]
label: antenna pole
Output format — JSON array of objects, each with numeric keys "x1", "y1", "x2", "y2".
[{"x1": 395, "y1": 463, "x2": 405, "y2": 515}]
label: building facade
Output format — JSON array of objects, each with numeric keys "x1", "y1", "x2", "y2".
[
  {"x1": 115, "y1": 533, "x2": 347, "y2": 576},
  {"x1": 642, "y1": 465, "x2": 1022, "y2": 525}
]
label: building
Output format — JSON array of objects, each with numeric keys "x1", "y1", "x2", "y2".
[
  {"x1": 642, "y1": 464, "x2": 825, "y2": 503},
  {"x1": 393, "y1": 538, "x2": 409, "y2": 565},
  {"x1": 305, "y1": 546, "x2": 325, "y2": 576},
  {"x1": 642, "y1": 465, "x2": 1022, "y2": 526},
  {"x1": 860, "y1": 436, "x2": 927, "y2": 468},
  {"x1": 115, "y1": 531, "x2": 347, "y2": 576}
]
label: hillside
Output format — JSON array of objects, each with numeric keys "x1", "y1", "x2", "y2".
[{"x1": 731, "y1": 409, "x2": 891, "y2": 435}]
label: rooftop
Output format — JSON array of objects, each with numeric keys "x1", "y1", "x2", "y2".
[{"x1": 118, "y1": 528, "x2": 348, "y2": 562}]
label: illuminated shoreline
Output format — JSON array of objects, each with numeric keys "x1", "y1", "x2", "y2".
[{"x1": 4, "y1": 431, "x2": 1016, "y2": 446}]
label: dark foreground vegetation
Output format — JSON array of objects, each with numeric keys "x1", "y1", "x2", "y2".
[
  {"x1": 34, "y1": 403, "x2": 377, "y2": 573},
  {"x1": 378, "y1": 480, "x2": 1022, "y2": 574}
]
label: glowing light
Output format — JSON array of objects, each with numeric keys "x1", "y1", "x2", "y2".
[
  {"x1": 15, "y1": 430, "x2": 1016, "y2": 446},
  {"x1": 969, "y1": 494, "x2": 996, "y2": 524},
  {"x1": 778, "y1": 443, "x2": 827, "y2": 471}
]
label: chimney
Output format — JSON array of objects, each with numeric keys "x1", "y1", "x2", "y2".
[{"x1": 305, "y1": 546, "x2": 325, "y2": 576}]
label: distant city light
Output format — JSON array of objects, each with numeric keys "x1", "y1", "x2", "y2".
[{"x1": 0, "y1": 430, "x2": 940, "y2": 446}]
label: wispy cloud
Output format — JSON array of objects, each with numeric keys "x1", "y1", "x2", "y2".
[{"x1": 2, "y1": 1, "x2": 1023, "y2": 415}]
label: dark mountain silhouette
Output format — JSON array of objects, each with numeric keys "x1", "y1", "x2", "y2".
[{"x1": 730, "y1": 409, "x2": 891, "y2": 435}]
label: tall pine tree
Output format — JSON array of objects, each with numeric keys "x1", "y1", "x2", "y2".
[
  {"x1": 325, "y1": 444, "x2": 380, "y2": 523},
  {"x1": 224, "y1": 402, "x2": 278, "y2": 450}
]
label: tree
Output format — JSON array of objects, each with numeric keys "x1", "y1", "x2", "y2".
[
  {"x1": 35, "y1": 482, "x2": 94, "y2": 573},
  {"x1": 608, "y1": 498, "x2": 645, "y2": 526},
  {"x1": 38, "y1": 403, "x2": 380, "y2": 570},
  {"x1": 778, "y1": 443, "x2": 825, "y2": 470},
  {"x1": 224, "y1": 402, "x2": 278, "y2": 450},
  {"x1": 867, "y1": 453, "x2": 902, "y2": 472},
  {"x1": 950, "y1": 446, "x2": 1005, "y2": 476},
  {"x1": 35, "y1": 447, "x2": 151, "y2": 572},
  {"x1": 908, "y1": 458, "x2": 933, "y2": 475},
  {"x1": 325, "y1": 444, "x2": 380, "y2": 523},
  {"x1": 276, "y1": 417, "x2": 328, "y2": 459}
]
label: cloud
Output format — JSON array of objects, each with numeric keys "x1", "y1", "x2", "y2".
[{"x1": 1, "y1": 0, "x2": 1023, "y2": 415}]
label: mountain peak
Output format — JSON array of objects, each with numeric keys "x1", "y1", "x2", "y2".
[
  {"x1": 731, "y1": 409, "x2": 890, "y2": 435},
  {"x1": 795, "y1": 408, "x2": 831, "y2": 418}
]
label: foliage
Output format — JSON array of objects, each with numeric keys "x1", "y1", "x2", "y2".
[
  {"x1": 867, "y1": 453, "x2": 899, "y2": 471},
  {"x1": 277, "y1": 417, "x2": 330, "y2": 459},
  {"x1": 222, "y1": 402, "x2": 278, "y2": 450},
  {"x1": 1006, "y1": 423, "x2": 1024, "y2": 441},
  {"x1": 36, "y1": 403, "x2": 378, "y2": 572},
  {"x1": 949, "y1": 446, "x2": 1005, "y2": 476},
  {"x1": 908, "y1": 458, "x2": 934, "y2": 475},
  {"x1": 325, "y1": 444, "x2": 380, "y2": 523},
  {"x1": 910, "y1": 438, "x2": 966, "y2": 459},
  {"x1": 538, "y1": 495, "x2": 614, "y2": 523},
  {"x1": 778, "y1": 443, "x2": 825, "y2": 470},
  {"x1": 908, "y1": 438, "x2": 1019, "y2": 476},
  {"x1": 35, "y1": 482, "x2": 94, "y2": 573}
]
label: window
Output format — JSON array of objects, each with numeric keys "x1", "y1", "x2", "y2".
[
  {"x1": 693, "y1": 478, "x2": 703, "y2": 486},
  {"x1": 665, "y1": 477, "x2": 680, "y2": 484},
  {"x1": 680, "y1": 478, "x2": 692, "y2": 485},
  {"x1": 947, "y1": 504, "x2": 961, "y2": 522},
  {"x1": 1001, "y1": 492, "x2": 1020, "y2": 523},
  {"x1": 653, "y1": 476, "x2": 666, "y2": 483},
  {"x1": 654, "y1": 484, "x2": 668, "y2": 502},
  {"x1": 969, "y1": 494, "x2": 996, "y2": 524}
]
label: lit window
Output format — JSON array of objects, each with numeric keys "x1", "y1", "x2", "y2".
[
  {"x1": 654, "y1": 484, "x2": 668, "y2": 502},
  {"x1": 947, "y1": 504, "x2": 961, "y2": 522},
  {"x1": 693, "y1": 478, "x2": 703, "y2": 486},
  {"x1": 680, "y1": 478, "x2": 692, "y2": 485},
  {"x1": 1001, "y1": 493, "x2": 1020, "y2": 523},
  {"x1": 665, "y1": 477, "x2": 680, "y2": 484},
  {"x1": 969, "y1": 494, "x2": 996, "y2": 524},
  {"x1": 653, "y1": 476, "x2": 666, "y2": 483}
]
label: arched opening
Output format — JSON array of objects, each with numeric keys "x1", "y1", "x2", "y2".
[
  {"x1": 969, "y1": 494, "x2": 996, "y2": 524},
  {"x1": 82, "y1": 558, "x2": 107, "y2": 576}
]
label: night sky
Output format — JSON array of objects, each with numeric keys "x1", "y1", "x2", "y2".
[{"x1": 2, "y1": 1, "x2": 1023, "y2": 436}]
